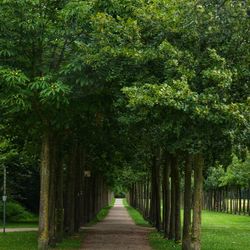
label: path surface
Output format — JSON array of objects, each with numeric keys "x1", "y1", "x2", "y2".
[
  {"x1": 0, "y1": 228, "x2": 37, "y2": 233},
  {"x1": 81, "y1": 199, "x2": 152, "y2": 250}
]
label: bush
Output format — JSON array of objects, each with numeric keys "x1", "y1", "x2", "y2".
[{"x1": 0, "y1": 201, "x2": 36, "y2": 222}]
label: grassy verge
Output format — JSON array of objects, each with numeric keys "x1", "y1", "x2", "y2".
[
  {"x1": 0, "y1": 232, "x2": 38, "y2": 250},
  {"x1": 123, "y1": 199, "x2": 151, "y2": 227},
  {"x1": 86, "y1": 199, "x2": 115, "y2": 227},
  {"x1": 0, "y1": 221, "x2": 38, "y2": 228},
  {"x1": 55, "y1": 234, "x2": 81, "y2": 250},
  {"x1": 123, "y1": 199, "x2": 250, "y2": 250},
  {"x1": 0, "y1": 232, "x2": 81, "y2": 250},
  {"x1": 122, "y1": 199, "x2": 173, "y2": 249},
  {"x1": 0, "y1": 200, "x2": 115, "y2": 250}
]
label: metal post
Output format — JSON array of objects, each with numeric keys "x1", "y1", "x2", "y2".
[{"x1": 3, "y1": 165, "x2": 7, "y2": 233}]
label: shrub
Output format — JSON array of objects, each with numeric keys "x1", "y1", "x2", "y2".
[{"x1": 0, "y1": 201, "x2": 36, "y2": 222}]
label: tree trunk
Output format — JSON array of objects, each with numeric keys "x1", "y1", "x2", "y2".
[
  {"x1": 182, "y1": 154, "x2": 192, "y2": 250},
  {"x1": 248, "y1": 186, "x2": 250, "y2": 216},
  {"x1": 150, "y1": 151, "x2": 161, "y2": 230},
  {"x1": 155, "y1": 152, "x2": 161, "y2": 231},
  {"x1": 164, "y1": 155, "x2": 171, "y2": 238},
  {"x1": 38, "y1": 131, "x2": 50, "y2": 250},
  {"x1": 173, "y1": 156, "x2": 181, "y2": 242},
  {"x1": 191, "y1": 154, "x2": 204, "y2": 250},
  {"x1": 64, "y1": 142, "x2": 77, "y2": 234},
  {"x1": 74, "y1": 146, "x2": 82, "y2": 232},
  {"x1": 55, "y1": 147, "x2": 64, "y2": 243},
  {"x1": 145, "y1": 175, "x2": 150, "y2": 219},
  {"x1": 49, "y1": 136, "x2": 56, "y2": 247},
  {"x1": 169, "y1": 156, "x2": 176, "y2": 240}
]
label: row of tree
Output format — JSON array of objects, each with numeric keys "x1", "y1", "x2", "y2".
[
  {"x1": 0, "y1": 1, "x2": 249, "y2": 250},
  {"x1": 127, "y1": 153, "x2": 250, "y2": 250},
  {"x1": 119, "y1": 1, "x2": 249, "y2": 250},
  {"x1": 128, "y1": 153, "x2": 204, "y2": 249},
  {"x1": 203, "y1": 154, "x2": 250, "y2": 214},
  {"x1": 0, "y1": 1, "x2": 118, "y2": 249}
]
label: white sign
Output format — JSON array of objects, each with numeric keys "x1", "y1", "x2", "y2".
[{"x1": 84, "y1": 170, "x2": 91, "y2": 177}]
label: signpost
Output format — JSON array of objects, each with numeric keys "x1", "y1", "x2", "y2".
[{"x1": 2, "y1": 165, "x2": 7, "y2": 233}]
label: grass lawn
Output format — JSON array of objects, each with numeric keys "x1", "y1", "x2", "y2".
[
  {"x1": 0, "y1": 221, "x2": 38, "y2": 228},
  {"x1": 0, "y1": 232, "x2": 38, "y2": 250},
  {"x1": 124, "y1": 199, "x2": 250, "y2": 250},
  {"x1": 0, "y1": 232, "x2": 81, "y2": 250},
  {"x1": 0, "y1": 201, "x2": 114, "y2": 250}
]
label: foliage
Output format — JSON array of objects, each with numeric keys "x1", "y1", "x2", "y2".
[
  {"x1": 0, "y1": 201, "x2": 36, "y2": 222},
  {"x1": 0, "y1": 135, "x2": 39, "y2": 212},
  {"x1": 220, "y1": 154, "x2": 250, "y2": 187},
  {"x1": 204, "y1": 165, "x2": 225, "y2": 190},
  {"x1": 205, "y1": 152, "x2": 250, "y2": 189},
  {"x1": 0, "y1": 0, "x2": 249, "y2": 248}
]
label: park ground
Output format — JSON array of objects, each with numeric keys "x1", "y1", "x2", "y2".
[{"x1": 0, "y1": 199, "x2": 250, "y2": 250}]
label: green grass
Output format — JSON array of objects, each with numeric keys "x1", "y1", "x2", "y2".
[
  {"x1": 0, "y1": 221, "x2": 38, "y2": 228},
  {"x1": 86, "y1": 199, "x2": 115, "y2": 226},
  {"x1": 55, "y1": 234, "x2": 81, "y2": 250},
  {"x1": 201, "y1": 211, "x2": 250, "y2": 250},
  {"x1": 0, "y1": 232, "x2": 38, "y2": 250},
  {"x1": 0, "y1": 201, "x2": 114, "y2": 250},
  {"x1": 0, "y1": 232, "x2": 80, "y2": 250},
  {"x1": 124, "y1": 199, "x2": 250, "y2": 250},
  {"x1": 123, "y1": 199, "x2": 151, "y2": 227}
]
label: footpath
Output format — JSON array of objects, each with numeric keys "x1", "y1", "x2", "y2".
[{"x1": 81, "y1": 198, "x2": 152, "y2": 250}]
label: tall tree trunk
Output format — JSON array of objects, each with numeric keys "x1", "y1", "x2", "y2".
[
  {"x1": 64, "y1": 142, "x2": 77, "y2": 234},
  {"x1": 248, "y1": 185, "x2": 250, "y2": 216},
  {"x1": 162, "y1": 154, "x2": 171, "y2": 235},
  {"x1": 162, "y1": 159, "x2": 166, "y2": 234},
  {"x1": 230, "y1": 188, "x2": 233, "y2": 213},
  {"x1": 182, "y1": 154, "x2": 192, "y2": 250},
  {"x1": 191, "y1": 154, "x2": 204, "y2": 250},
  {"x1": 150, "y1": 159, "x2": 156, "y2": 225},
  {"x1": 239, "y1": 187, "x2": 242, "y2": 214},
  {"x1": 169, "y1": 156, "x2": 176, "y2": 240},
  {"x1": 155, "y1": 152, "x2": 161, "y2": 231},
  {"x1": 145, "y1": 175, "x2": 150, "y2": 219},
  {"x1": 55, "y1": 144, "x2": 64, "y2": 243},
  {"x1": 150, "y1": 151, "x2": 161, "y2": 230},
  {"x1": 38, "y1": 131, "x2": 50, "y2": 250},
  {"x1": 49, "y1": 136, "x2": 56, "y2": 247},
  {"x1": 173, "y1": 156, "x2": 181, "y2": 242},
  {"x1": 74, "y1": 146, "x2": 82, "y2": 232}
]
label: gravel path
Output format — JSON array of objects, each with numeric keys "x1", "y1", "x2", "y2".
[
  {"x1": 81, "y1": 198, "x2": 152, "y2": 250},
  {"x1": 0, "y1": 228, "x2": 37, "y2": 233}
]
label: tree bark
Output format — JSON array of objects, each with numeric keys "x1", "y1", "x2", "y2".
[
  {"x1": 169, "y1": 155, "x2": 176, "y2": 240},
  {"x1": 64, "y1": 142, "x2": 77, "y2": 234},
  {"x1": 162, "y1": 153, "x2": 171, "y2": 236},
  {"x1": 173, "y1": 156, "x2": 181, "y2": 242},
  {"x1": 191, "y1": 154, "x2": 204, "y2": 250},
  {"x1": 38, "y1": 131, "x2": 50, "y2": 250},
  {"x1": 150, "y1": 151, "x2": 161, "y2": 230},
  {"x1": 182, "y1": 154, "x2": 192, "y2": 250},
  {"x1": 55, "y1": 146, "x2": 64, "y2": 243},
  {"x1": 49, "y1": 136, "x2": 56, "y2": 247}
]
